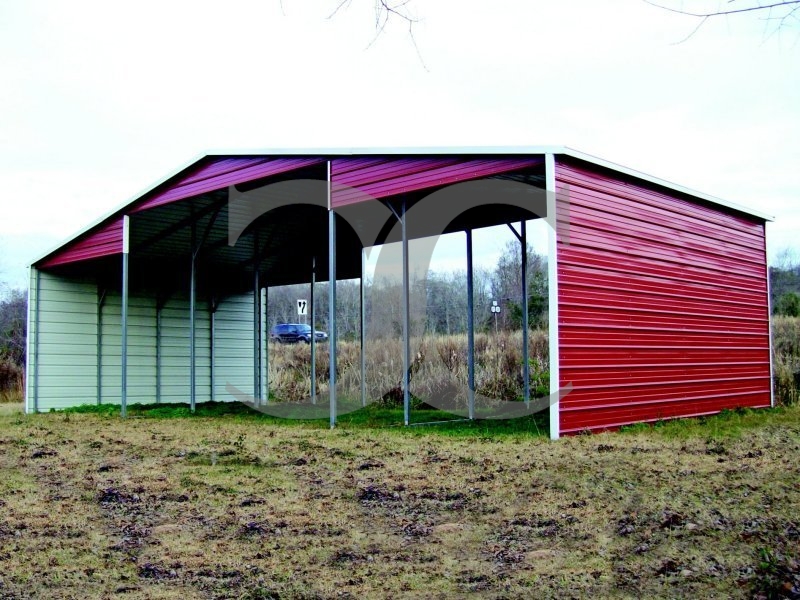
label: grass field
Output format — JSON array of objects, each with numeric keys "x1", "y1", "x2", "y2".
[{"x1": 0, "y1": 402, "x2": 798, "y2": 599}]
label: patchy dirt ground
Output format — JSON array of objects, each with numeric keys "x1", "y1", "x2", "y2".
[{"x1": 0, "y1": 406, "x2": 798, "y2": 599}]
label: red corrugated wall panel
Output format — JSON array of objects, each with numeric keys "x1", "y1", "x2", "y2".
[
  {"x1": 39, "y1": 217, "x2": 124, "y2": 268},
  {"x1": 38, "y1": 156, "x2": 322, "y2": 268},
  {"x1": 330, "y1": 157, "x2": 542, "y2": 207},
  {"x1": 556, "y1": 159, "x2": 771, "y2": 434}
]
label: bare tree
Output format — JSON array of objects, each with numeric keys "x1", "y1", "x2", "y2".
[{"x1": 645, "y1": 0, "x2": 800, "y2": 41}]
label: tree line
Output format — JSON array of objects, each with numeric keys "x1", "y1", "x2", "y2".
[
  {"x1": 1, "y1": 243, "x2": 799, "y2": 393},
  {"x1": 265, "y1": 240, "x2": 548, "y2": 340}
]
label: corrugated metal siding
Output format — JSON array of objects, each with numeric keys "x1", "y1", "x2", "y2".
[
  {"x1": 39, "y1": 218, "x2": 124, "y2": 268},
  {"x1": 29, "y1": 272, "x2": 98, "y2": 410},
  {"x1": 99, "y1": 292, "x2": 159, "y2": 405},
  {"x1": 555, "y1": 160, "x2": 771, "y2": 434},
  {"x1": 215, "y1": 293, "x2": 256, "y2": 400},
  {"x1": 330, "y1": 157, "x2": 542, "y2": 207},
  {"x1": 30, "y1": 274, "x2": 257, "y2": 409}
]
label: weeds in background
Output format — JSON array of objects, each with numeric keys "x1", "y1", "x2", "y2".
[
  {"x1": 773, "y1": 316, "x2": 799, "y2": 406},
  {"x1": 0, "y1": 357, "x2": 23, "y2": 403},
  {"x1": 267, "y1": 329, "x2": 550, "y2": 409}
]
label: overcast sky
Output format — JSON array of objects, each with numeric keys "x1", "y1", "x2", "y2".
[{"x1": 0, "y1": 0, "x2": 797, "y2": 291}]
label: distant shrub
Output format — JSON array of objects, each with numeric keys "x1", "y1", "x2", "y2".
[{"x1": 775, "y1": 292, "x2": 800, "y2": 317}]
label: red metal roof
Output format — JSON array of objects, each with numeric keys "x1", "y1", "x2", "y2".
[
  {"x1": 39, "y1": 217, "x2": 124, "y2": 268},
  {"x1": 38, "y1": 156, "x2": 324, "y2": 268},
  {"x1": 330, "y1": 157, "x2": 542, "y2": 207},
  {"x1": 131, "y1": 156, "x2": 323, "y2": 213}
]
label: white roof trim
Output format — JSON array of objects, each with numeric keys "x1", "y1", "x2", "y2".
[{"x1": 32, "y1": 145, "x2": 773, "y2": 266}]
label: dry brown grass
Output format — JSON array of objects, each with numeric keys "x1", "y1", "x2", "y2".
[
  {"x1": 774, "y1": 316, "x2": 800, "y2": 406},
  {"x1": 0, "y1": 406, "x2": 798, "y2": 599},
  {"x1": 267, "y1": 330, "x2": 550, "y2": 407},
  {"x1": 0, "y1": 357, "x2": 23, "y2": 404}
]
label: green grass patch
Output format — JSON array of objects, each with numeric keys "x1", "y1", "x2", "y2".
[
  {"x1": 62, "y1": 399, "x2": 551, "y2": 437},
  {"x1": 619, "y1": 406, "x2": 800, "y2": 439}
]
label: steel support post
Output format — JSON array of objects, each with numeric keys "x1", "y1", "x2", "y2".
[
  {"x1": 466, "y1": 230, "x2": 475, "y2": 420},
  {"x1": 401, "y1": 198, "x2": 411, "y2": 426},
  {"x1": 209, "y1": 298, "x2": 216, "y2": 402},
  {"x1": 328, "y1": 206, "x2": 337, "y2": 428},
  {"x1": 189, "y1": 254, "x2": 197, "y2": 413},
  {"x1": 268, "y1": 285, "x2": 269, "y2": 404},
  {"x1": 360, "y1": 247, "x2": 366, "y2": 407},
  {"x1": 121, "y1": 216, "x2": 130, "y2": 418},
  {"x1": 97, "y1": 287, "x2": 106, "y2": 405},
  {"x1": 156, "y1": 301, "x2": 162, "y2": 404},
  {"x1": 253, "y1": 267, "x2": 261, "y2": 403},
  {"x1": 521, "y1": 220, "x2": 530, "y2": 407},
  {"x1": 310, "y1": 256, "x2": 316, "y2": 404}
]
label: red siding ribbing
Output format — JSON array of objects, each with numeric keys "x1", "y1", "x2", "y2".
[
  {"x1": 556, "y1": 160, "x2": 771, "y2": 434},
  {"x1": 330, "y1": 157, "x2": 541, "y2": 207},
  {"x1": 39, "y1": 217, "x2": 124, "y2": 268}
]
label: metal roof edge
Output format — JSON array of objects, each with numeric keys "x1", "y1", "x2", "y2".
[
  {"x1": 203, "y1": 145, "x2": 567, "y2": 156},
  {"x1": 558, "y1": 146, "x2": 775, "y2": 222},
  {"x1": 30, "y1": 153, "x2": 207, "y2": 266},
  {"x1": 31, "y1": 144, "x2": 772, "y2": 266}
]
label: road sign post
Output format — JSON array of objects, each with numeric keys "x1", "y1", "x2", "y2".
[
  {"x1": 491, "y1": 300, "x2": 501, "y2": 334},
  {"x1": 297, "y1": 299, "x2": 308, "y2": 320}
]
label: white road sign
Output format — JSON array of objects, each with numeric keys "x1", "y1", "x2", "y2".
[{"x1": 297, "y1": 299, "x2": 308, "y2": 316}]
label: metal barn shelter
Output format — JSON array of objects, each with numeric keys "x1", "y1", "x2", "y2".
[{"x1": 25, "y1": 147, "x2": 775, "y2": 438}]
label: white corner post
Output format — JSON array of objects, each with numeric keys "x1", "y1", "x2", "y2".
[
  {"x1": 545, "y1": 153, "x2": 560, "y2": 440},
  {"x1": 121, "y1": 215, "x2": 130, "y2": 419},
  {"x1": 29, "y1": 267, "x2": 41, "y2": 414},
  {"x1": 328, "y1": 160, "x2": 337, "y2": 428},
  {"x1": 765, "y1": 232, "x2": 775, "y2": 408}
]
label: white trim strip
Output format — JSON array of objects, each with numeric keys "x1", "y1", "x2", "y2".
[
  {"x1": 546, "y1": 153, "x2": 560, "y2": 440},
  {"x1": 122, "y1": 215, "x2": 130, "y2": 254},
  {"x1": 765, "y1": 226, "x2": 775, "y2": 408}
]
